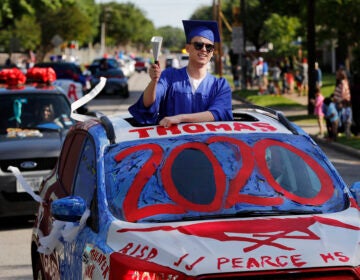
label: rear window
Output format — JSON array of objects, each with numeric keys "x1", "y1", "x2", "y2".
[{"x1": 104, "y1": 133, "x2": 348, "y2": 223}]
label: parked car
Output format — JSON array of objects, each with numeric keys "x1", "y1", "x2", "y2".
[
  {"x1": 34, "y1": 61, "x2": 88, "y2": 90},
  {"x1": 0, "y1": 67, "x2": 75, "y2": 218},
  {"x1": 34, "y1": 62, "x2": 88, "y2": 113},
  {"x1": 87, "y1": 57, "x2": 119, "y2": 76},
  {"x1": 118, "y1": 54, "x2": 135, "y2": 77},
  {"x1": 178, "y1": 54, "x2": 189, "y2": 68},
  {"x1": 30, "y1": 103, "x2": 360, "y2": 279},
  {"x1": 87, "y1": 58, "x2": 129, "y2": 98},
  {"x1": 134, "y1": 56, "x2": 149, "y2": 73}
]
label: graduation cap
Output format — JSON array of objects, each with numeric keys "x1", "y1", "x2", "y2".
[{"x1": 182, "y1": 20, "x2": 220, "y2": 43}]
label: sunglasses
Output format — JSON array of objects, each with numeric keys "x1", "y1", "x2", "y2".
[{"x1": 191, "y1": 42, "x2": 215, "y2": 53}]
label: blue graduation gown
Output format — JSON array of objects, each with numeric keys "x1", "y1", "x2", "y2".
[{"x1": 129, "y1": 67, "x2": 233, "y2": 124}]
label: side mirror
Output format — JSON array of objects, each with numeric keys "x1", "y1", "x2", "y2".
[
  {"x1": 349, "y1": 182, "x2": 360, "y2": 205},
  {"x1": 51, "y1": 196, "x2": 86, "y2": 222}
]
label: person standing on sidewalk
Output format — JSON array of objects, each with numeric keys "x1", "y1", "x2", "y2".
[
  {"x1": 334, "y1": 67, "x2": 351, "y2": 105},
  {"x1": 310, "y1": 87, "x2": 325, "y2": 137},
  {"x1": 340, "y1": 99, "x2": 353, "y2": 139}
]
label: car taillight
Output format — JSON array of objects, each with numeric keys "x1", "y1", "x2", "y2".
[{"x1": 109, "y1": 252, "x2": 194, "y2": 280}]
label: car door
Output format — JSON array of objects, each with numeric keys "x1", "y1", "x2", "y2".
[{"x1": 57, "y1": 132, "x2": 101, "y2": 279}]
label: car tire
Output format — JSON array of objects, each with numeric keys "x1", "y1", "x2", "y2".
[{"x1": 122, "y1": 87, "x2": 129, "y2": 98}]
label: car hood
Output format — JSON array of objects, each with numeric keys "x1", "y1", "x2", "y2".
[
  {"x1": 0, "y1": 131, "x2": 65, "y2": 158},
  {"x1": 107, "y1": 206, "x2": 360, "y2": 275}
]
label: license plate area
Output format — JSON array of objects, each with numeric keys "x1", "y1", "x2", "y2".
[{"x1": 16, "y1": 176, "x2": 43, "y2": 192}]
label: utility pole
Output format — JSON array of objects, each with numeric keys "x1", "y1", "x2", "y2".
[
  {"x1": 218, "y1": 0, "x2": 223, "y2": 77},
  {"x1": 307, "y1": 0, "x2": 316, "y2": 115},
  {"x1": 213, "y1": 0, "x2": 223, "y2": 77}
]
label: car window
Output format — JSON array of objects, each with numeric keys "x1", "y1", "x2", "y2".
[
  {"x1": 0, "y1": 93, "x2": 74, "y2": 134},
  {"x1": 58, "y1": 131, "x2": 87, "y2": 194},
  {"x1": 73, "y1": 137, "x2": 97, "y2": 208},
  {"x1": 266, "y1": 145, "x2": 320, "y2": 198},
  {"x1": 105, "y1": 134, "x2": 348, "y2": 223}
]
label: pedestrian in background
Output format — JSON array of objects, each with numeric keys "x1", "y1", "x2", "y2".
[
  {"x1": 300, "y1": 58, "x2": 308, "y2": 96},
  {"x1": 334, "y1": 67, "x2": 351, "y2": 104},
  {"x1": 340, "y1": 99, "x2": 353, "y2": 139},
  {"x1": 323, "y1": 95, "x2": 339, "y2": 141},
  {"x1": 314, "y1": 62, "x2": 322, "y2": 88},
  {"x1": 310, "y1": 87, "x2": 325, "y2": 137}
]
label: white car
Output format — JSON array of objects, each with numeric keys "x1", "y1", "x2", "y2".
[{"x1": 30, "y1": 102, "x2": 360, "y2": 279}]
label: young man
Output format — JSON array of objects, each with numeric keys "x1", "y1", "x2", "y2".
[{"x1": 129, "y1": 20, "x2": 233, "y2": 127}]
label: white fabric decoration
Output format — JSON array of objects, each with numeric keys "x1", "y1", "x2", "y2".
[
  {"x1": 7, "y1": 166, "x2": 43, "y2": 203},
  {"x1": 38, "y1": 208, "x2": 90, "y2": 255},
  {"x1": 71, "y1": 77, "x2": 107, "y2": 122}
]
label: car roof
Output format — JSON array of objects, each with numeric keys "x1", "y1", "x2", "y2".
[
  {"x1": 0, "y1": 83, "x2": 65, "y2": 95},
  {"x1": 80, "y1": 105, "x2": 300, "y2": 145}
]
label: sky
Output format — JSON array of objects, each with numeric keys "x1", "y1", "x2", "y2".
[{"x1": 100, "y1": 0, "x2": 213, "y2": 28}]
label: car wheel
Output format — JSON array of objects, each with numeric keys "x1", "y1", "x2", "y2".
[{"x1": 122, "y1": 87, "x2": 129, "y2": 98}]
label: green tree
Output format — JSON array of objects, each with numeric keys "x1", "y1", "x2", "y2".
[
  {"x1": 13, "y1": 15, "x2": 40, "y2": 52},
  {"x1": 261, "y1": 14, "x2": 301, "y2": 57},
  {"x1": 98, "y1": 2, "x2": 155, "y2": 51},
  {"x1": 316, "y1": 0, "x2": 360, "y2": 68},
  {"x1": 0, "y1": 0, "x2": 98, "y2": 61},
  {"x1": 36, "y1": 1, "x2": 98, "y2": 61},
  {"x1": 156, "y1": 26, "x2": 185, "y2": 52}
]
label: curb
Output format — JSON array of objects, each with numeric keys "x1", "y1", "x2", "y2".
[{"x1": 311, "y1": 135, "x2": 360, "y2": 159}]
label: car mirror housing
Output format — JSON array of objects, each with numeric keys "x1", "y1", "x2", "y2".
[
  {"x1": 51, "y1": 196, "x2": 87, "y2": 222},
  {"x1": 349, "y1": 181, "x2": 360, "y2": 206}
]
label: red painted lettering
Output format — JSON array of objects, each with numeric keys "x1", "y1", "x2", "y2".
[
  {"x1": 290, "y1": 255, "x2": 306, "y2": 267},
  {"x1": 276, "y1": 256, "x2": 288, "y2": 267},
  {"x1": 253, "y1": 122, "x2": 277, "y2": 131},
  {"x1": 118, "y1": 243, "x2": 133, "y2": 254},
  {"x1": 102, "y1": 265, "x2": 109, "y2": 278},
  {"x1": 233, "y1": 122, "x2": 256, "y2": 131},
  {"x1": 261, "y1": 255, "x2": 280, "y2": 267},
  {"x1": 232, "y1": 257, "x2": 244, "y2": 268},
  {"x1": 144, "y1": 248, "x2": 158, "y2": 261},
  {"x1": 182, "y1": 124, "x2": 206, "y2": 133},
  {"x1": 174, "y1": 253, "x2": 189, "y2": 267},
  {"x1": 85, "y1": 264, "x2": 95, "y2": 278},
  {"x1": 157, "y1": 126, "x2": 181, "y2": 136},
  {"x1": 129, "y1": 127, "x2": 154, "y2": 138},
  {"x1": 321, "y1": 252, "x2": 349, "y2": 263},
  {"x1": 185, "y1": 256, "x2": 205, "y2": 271},
  {"x1": 246, "y1": 257, "x2": 260, "y2": 269},
  {"x1": 320, "y1": 252, "x2": 336, "y2": 263},
  {"x1": 334, "y1": 251, "x2": 350, "y2": 262},
  {"x1": 217, "y1": 257, "x2": 230, "y2": 270},
  {"x1": 136, "y1": 245, "x2": 149, "y2": 258},
  {"x1": 129, "y1": 244, "x2": 141, "y2": 256},
  {"x1": 206, "y1": 123, "x2": 232, "y2": 132}
]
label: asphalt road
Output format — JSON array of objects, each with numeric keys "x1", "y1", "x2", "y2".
[{"x1": 0, "y1": 72, "x2": 359, "y2": 280}]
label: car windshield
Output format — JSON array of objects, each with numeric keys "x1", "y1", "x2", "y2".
[
  {"x1": 0, "y1": 93, "x2": 74, "y2": 134},
  {"x1": 105, "y1": 133, "x2": 348, "y2": 223}
]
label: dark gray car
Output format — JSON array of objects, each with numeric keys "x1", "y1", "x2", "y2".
[{"x1": 0, "y1": 85, "x2": 75, "y2": 217}]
